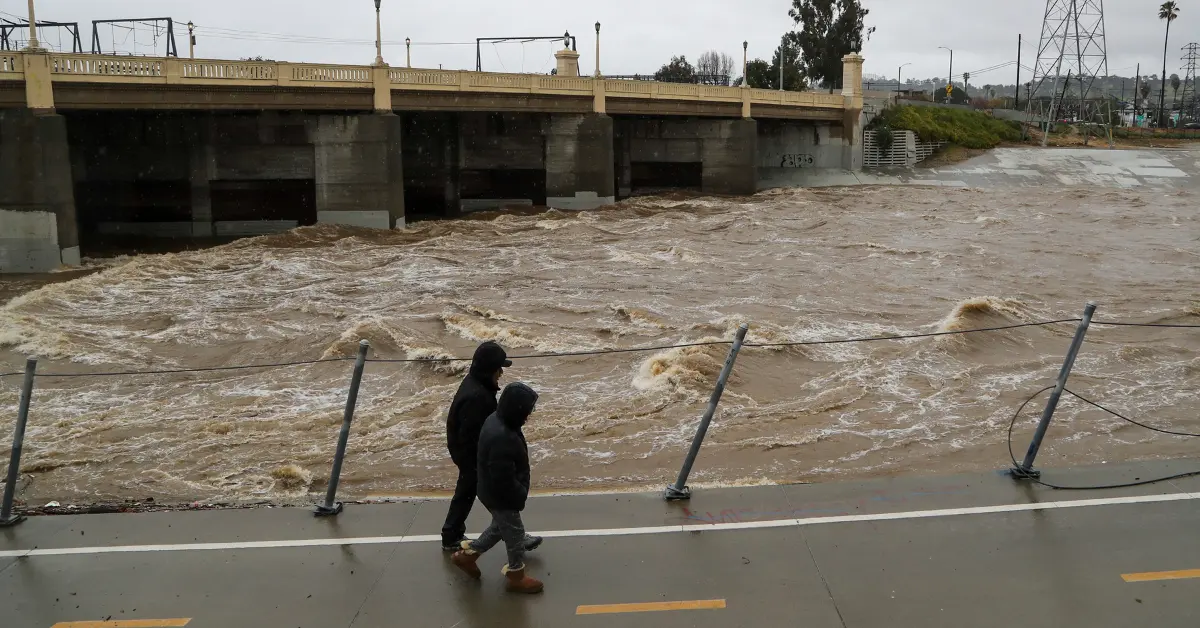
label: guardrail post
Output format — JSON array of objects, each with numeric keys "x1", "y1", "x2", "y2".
[
  {"x1": 1011, "y1": 302, "x2": 1097, "y2": 479},
  {"x1": 665, "y1": 325, "x2": 749, "y2": 501},
  {"x1": 315, "y1": 340, "x2": 369, "y2": 516},
  {"x1": 1, "y1": 357, "x2": 37, "y2": 527}
]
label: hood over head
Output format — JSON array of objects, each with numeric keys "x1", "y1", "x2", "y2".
[
  {"x1": 469, "y1": 341, "x2": 512, "y2": 380},
  {"x1": 497, "y1": 382, "x2": 538, "y2": 428}
]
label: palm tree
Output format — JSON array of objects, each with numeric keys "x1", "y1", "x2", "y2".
[{"x1": 1159, "y1": 1, "x2": 1180, "y2": 127}]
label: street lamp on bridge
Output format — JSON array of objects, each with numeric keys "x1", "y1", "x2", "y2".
[
  {"x1": 373, "y1": 0, "x2": 385, "y2": 67},
  {"x1": 742, "y1": 41, "x2": 748, "y2": 89},
  {"x1": 25, "y1": 0, "x2": 43, "y2": 51},
  {"x1": 406, "y1": 37, "x2": 411, "y2": 68},
  {"x1": 595, "y1": 22, "x2": 601, "y2": 78}
]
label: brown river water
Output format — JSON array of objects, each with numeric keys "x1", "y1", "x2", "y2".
[{"x1": 1, "y1": 185, "x2": 1198, "y2": 504}]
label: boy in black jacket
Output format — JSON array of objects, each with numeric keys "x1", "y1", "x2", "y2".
[{"x1": 451, "y1": 382, "x2": 544, "y2": 594}]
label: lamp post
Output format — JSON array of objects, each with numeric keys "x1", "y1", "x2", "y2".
[
  {"x1": 742, "y1": 41, "x2": 748, "y2": 89},
  {"x1": 406, "y1": 37, "x2": 411, "y2": 68},
  {"x1": 25, "y1": 0, "x2": 42, "y2": 51},
  {"x1": 778, "y1": 43, "x2": 784, "y2": 91},
  {"x1": 897, "y1": 62, "x2": 911, "y2": 100},
  {"x1": 594, "y1": 22, "x2": 601, "y2": 77},
  {"x1": 188, "y1": 21, "x2": 196, "y2": 59},
  {"x1": 936, "y1": 46, "x2": 955, "y2": 103},
  {"x1": 373, "y1": 0, "x2": 385, "y2": 67}
]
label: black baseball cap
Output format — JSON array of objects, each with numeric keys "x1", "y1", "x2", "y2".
[{"x1": 472, "y1": 341, "x2": 513, "y2": 370}]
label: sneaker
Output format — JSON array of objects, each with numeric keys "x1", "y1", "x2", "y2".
[
  {"x1": 523, "y1": 535, "x2": 543, "y2": 552},
  {"x1": 442, "y1": 536, "x2": 468, "y2": 552}
]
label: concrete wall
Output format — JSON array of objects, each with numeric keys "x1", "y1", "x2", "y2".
[
  {"x1": 616, "y1": 117, "x2": 758, "y2": 196},
  {"x1": 546, "y1": 114, "x2": 615, "y2": 210},
  {"x1": 0, "y1": 110, "x2": 79, "y2": 271},
  {"x1": 312, "y1": 114, "x2": 405, "y2": 229}
]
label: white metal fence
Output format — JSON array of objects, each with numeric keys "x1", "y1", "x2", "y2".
[{"x1": 863, "y1": 130, "x2": 945, "y2": 168}]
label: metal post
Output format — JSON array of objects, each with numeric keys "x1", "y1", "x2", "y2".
[
  {"x1": 1012, "y1": 302, "x2": 1097, "y2": 479},
  {"x1": 1, "y1": 357, "x2": 37, "y2": 527},
  {"x1": 665, "y1": 325, "x2": 749, "y2": 501},
  {"x1": 315, "y1": 340, "x2": 369, "y2": 516},
  {"x1": 1015, "y1": 34, "x2": 1022, "y2": 110}
]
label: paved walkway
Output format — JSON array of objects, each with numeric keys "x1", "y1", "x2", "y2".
[{"x1": 2, "y1": 458, "x2": 1199, "y2": 627}]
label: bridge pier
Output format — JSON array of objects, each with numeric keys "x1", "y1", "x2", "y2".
[
  {"x1": 313, "y1": 114, "x2": 406, "y2": 230},
  {"x1": 546, "y1": 114, "x2": 615, "y2": 210},
  {"x1": 0, "y1": 110, "x2": 80, "y2": 272},
  {"x1": 615, "y1": 117, "x2": 759, "y2": 197}
]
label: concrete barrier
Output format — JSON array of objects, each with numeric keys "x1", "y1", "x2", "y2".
[{"x1": 0, "y1": 209, "x2": 70, "y2": 272}]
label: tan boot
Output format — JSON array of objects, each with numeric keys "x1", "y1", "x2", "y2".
[
  {"x1": 451, "y1": 542, "x2": 482, "y2": 580},
  {"x1": 502, "y1": 564, "x2": 544, "y2": 594}
]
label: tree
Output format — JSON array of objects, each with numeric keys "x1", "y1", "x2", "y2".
[
  {"x1": 1159, "y1": 1, "x2": 1180, "y2": 126},
  {"x1": 769, "y1": 34, "x2": 807, "y2": 90},
  {"x1": 740, "y1": 59, "x2": 773, "y2": 89},
  {"x1": 1140, "y1": 79, "x2": 1153, "y2": 103},
  {"x1": 789, "y1": 0, "x2": 870, "y2": 93},
  {"x1": 655, "y1": 56, "x2": 697, "y2": 84},
  {"x1": 696, "y1": 50, "x2": 736, "y2": 86},
  {"x1": 1171, "y1": 73, "x2": 1182, "y2": 109},
  {"x1": 963, "y1": 72, "x2": 971, "y2": 95}
]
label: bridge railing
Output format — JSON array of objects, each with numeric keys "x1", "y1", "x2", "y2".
[
  {"x1": 5, "y1": 51, "x2": 846, "y2": 111},
  {"x1": 0, "y1": 54, "x2": 21, "y2": 78}
]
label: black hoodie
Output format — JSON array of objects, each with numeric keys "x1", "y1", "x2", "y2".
[
  {"x1": 476, "y1": 382, "x2": 538, "y2": 512},
  {"x1": 445, "y1": 353, "x2": 504, "y2": 467}
]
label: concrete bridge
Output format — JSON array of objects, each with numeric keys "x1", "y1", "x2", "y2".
[{"x1": 0, "y1": 48, "x2": 865, "y2": 272}]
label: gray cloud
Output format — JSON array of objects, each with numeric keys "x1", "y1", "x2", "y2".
[{"x1": 5, "y1": 0, "x2": 1194, "y2": 85}]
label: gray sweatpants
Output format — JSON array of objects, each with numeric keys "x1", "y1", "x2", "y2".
[{"x1": 468, "y1": 508, "x2": 526, "y2": 570}]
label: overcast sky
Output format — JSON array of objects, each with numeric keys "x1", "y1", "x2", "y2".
[{"x1": 3, "y1": 0, "x2": 1195, "y2": 84}]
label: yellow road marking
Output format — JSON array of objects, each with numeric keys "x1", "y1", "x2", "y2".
[
  {"x1": 576, "y1": 599, "x2": 726, "y2": 615},
  {"x1": 1122, "y1": 569, "x2": 1200, "y2": 583},
  {"x1": 51, "y1": 620, "x2": 191, "y2": 628}
]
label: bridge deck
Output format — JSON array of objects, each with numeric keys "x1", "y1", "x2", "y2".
[{"x1": 3, "y1": 458, "x2": 1198, "y2": 627}]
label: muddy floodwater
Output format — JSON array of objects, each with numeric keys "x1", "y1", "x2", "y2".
[{"x1": 1, "y1": 184, "x2": 1198, "y2": 504}]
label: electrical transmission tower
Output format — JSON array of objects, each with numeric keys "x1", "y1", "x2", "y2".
[
  {"x1": 1182, "y1": 43, "x2": 1199, "y2": 121},
  {"x1": 1027, "y1": 0, "x2": 1110, "y2": 144}
]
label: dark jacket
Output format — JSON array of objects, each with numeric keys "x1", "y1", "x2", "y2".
[
  {"x1": 445, "y1": 366, "x2": 499, "y2": 468},
  {"x1": 477, "y1": 383, "x2": 538, "y2": 512}
]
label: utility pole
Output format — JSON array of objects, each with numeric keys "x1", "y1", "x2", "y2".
[
  {"x1": 1016, "y1": 34, "x2": 1022, "y2": 109},
  {"x1": 1133, "y1": 63, "x2": 1140, "y2": 116}
]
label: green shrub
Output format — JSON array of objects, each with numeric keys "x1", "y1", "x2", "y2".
[{"x1": 874, "y1": 105, "x2": 1022, "y2": 149}]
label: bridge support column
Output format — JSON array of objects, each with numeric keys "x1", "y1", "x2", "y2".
[
  {"x1": 841, "y1": 53, "x2": 865, "y2": 171},
  {"x1": 313, "y1": 114, "x2": 405, "y2": 229},
  {"x1": 188, "y1": 121, "x2": 216, "y2": 238},
  {"x1": 0, "y1": 110, "x2": 80, "y2": 272},
  {"x1": 701, "y1": 119, "x2": 758, "y2": 196},
  {"x1": 545, "y1": 114, "x2": 615, "y2": 210}
]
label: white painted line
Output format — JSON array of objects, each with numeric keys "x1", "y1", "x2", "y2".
[{"x1": 0, "y1": 492, "x2": 1194, "y2": 559}]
